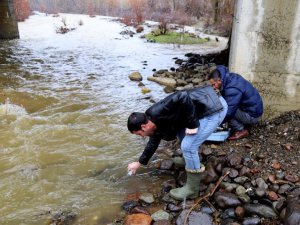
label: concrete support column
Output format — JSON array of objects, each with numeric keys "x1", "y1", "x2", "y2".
[
  {"x1": 229, "y1": 0, "x2": 300, "y2": 117},
  {"x1": 0, "y1": 0, "x2": 19, "y2": 39}
]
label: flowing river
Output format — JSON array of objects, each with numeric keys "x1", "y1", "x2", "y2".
[
  {"x1": 0, "y1": 13, "x2": 228, "y2": 225},
  {"x1": 0, "y1": 13, "x2": 299, "y2": 225}
]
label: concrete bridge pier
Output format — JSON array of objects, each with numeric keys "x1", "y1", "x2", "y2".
[{"x1": 0, "y1": 0, "x2": 19, "y2": 39}]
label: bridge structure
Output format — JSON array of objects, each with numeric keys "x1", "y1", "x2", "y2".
[
  {"x1": 229, "y1": 0, "x2": 299, "y2": 115},
  {"x1": 0, "y1": 0, "x2": 19, "y2": 39}
]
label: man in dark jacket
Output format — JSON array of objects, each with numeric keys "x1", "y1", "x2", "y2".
[
  {"x1": 208, "y1": 65, "x2": 263, "y2": 140},
  {"x1": 127, "y1": 85, "x2": 228, "y2": 200}
]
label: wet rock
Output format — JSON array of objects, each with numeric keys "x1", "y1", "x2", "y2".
[
  {"x1": 164, "y1": 86, "x2": 175, "y2": 93},
  {"x1": 124, "y1": 213, "x2": 152, "y2": 225},
  {"x1": 221, "y1": 208, "x2": 236, "y2": 220},
  {"x1": 267, "y1": 191, "x2": 279, "y2": 201},
  {"x1": 278, "y1": 184, "x2": 291, "y2": 195},
  {"x1": 255, "y1": 188, "x2": 267, "y2": 198},
  {"x1": 122, "y1": 200, "x2": 139, "y2": 212},
  {"x1": 284, "y1": 196, "x2": 300, "y2": 225},
  {"x1": 167, "y1": 203, "x2": 181, "y2": 212},
  {"x1": 221, "y1": 182, "x2": 239, "y2": 192},
  {"x1": 236, "y1": 186, "x2": 247, "y2": 196},
  {"x1": 256, "y1": 178, "x2": 268, "y2": 189},
  {"x1": 242, "y1": 217, "x2": 261, "y2": 225},
  {"x1": 244, "y1": 204, "x2": 277, "y2": 218},
  {"x1": 214, "y1": 192, "x2": 242, "y2": 208},
  {"x1": 129, "y1": 72, "x2": 142, "y2": 81},
  {"x1": 131, "y1": 206, "x2": 150, "y2": 215},
  {"x1": 160, "y1": 159, "x2": 174, "y2": 170},
  {"x1": 270, "y1": 184, "x2": 280, "y2": 192},
  {"x1": 239, "y1": 166, "x2": 251, "y2": 176},
  {"x1": 201, "y1": 205, "x2": 215, "y2": 215},
  {"x1": 151, "y1": 210, "x2": 170, "y2": 221},
  {"x1": 139, "y1": 193, "x2": 155, "y2": 204},
  {"x1": 227, "y1": 153, "x2": 242, "y2": 167},
  {"x1": 234, "y1": 176, "x2": 250, "y2": 184},
  {"x1": 238, "y1": 194, "x2": 251, "y2": 204},
  {"x1": 176, "y1": 210, "x2": 213, "y2": 225}
]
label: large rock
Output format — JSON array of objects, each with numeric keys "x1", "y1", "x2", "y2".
[
  {"x1": 244, "y1": 204, "x2": 277, "y2": 218},
  {"x1": 124, "y1": 213, "x2": 152, "y2": 225},
  {"x1": 214, "y1": 192, "x2": 241, "y2": 208},
  {"x1": 176, "y1": 210, "x2": 213, "y2": 225},
  {"x1": 129, "y1": 72, "x2": 143, "y2": 81},
  {"x1": 147, "y1": 76, "x2": 176, "y2": 87},
  {"x1": 284, "y1": 196, "x2": 300, "y2": 225}
]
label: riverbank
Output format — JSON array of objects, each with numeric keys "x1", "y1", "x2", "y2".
[
  {"x1": 119, "y1": 51, "x2": 300, "y2": 224},
  {"x1": 115, "y1": 109, "x2": 300, "y2": 225}
]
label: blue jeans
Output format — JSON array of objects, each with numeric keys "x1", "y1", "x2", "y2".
[
  {"x1": 177, "y1": 96, "x2": 228, "y2": 171},
  {"x1": 229, "y1": 109, "x2": 260, "y2": 131}
]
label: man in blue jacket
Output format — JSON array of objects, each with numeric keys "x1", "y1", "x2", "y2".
[
  {"x1": 127, "y1": 85, "x2": 227, "y2": 200},
  {"x1": 208, "y1": 65, "x2": 263, "y2": 140}
]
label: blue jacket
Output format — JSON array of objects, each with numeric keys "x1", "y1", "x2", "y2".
[{"x1": 216, "y1": 65, "x2": 263, "y2": 121}]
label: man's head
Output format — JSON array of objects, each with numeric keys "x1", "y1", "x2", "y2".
[
  {"x1": 208, "y1": 69, "x2": 222, "y2": 91},
  {"x1": 127, "y1": 112, "x2": 157, "y2": 137}
]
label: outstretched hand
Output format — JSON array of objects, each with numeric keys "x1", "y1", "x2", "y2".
[
  {"x1": 127, "y1": 161, "x2": 141, "y2": 175},
  {"x1": 185, "y1": 128, "x2": 198, "y2": 135}
]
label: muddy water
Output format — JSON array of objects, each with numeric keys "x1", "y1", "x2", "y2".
[{"x1": 0, "y1": 13, "x2": 228, "y2": 225}]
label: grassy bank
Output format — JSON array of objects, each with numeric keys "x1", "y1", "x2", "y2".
[{"x1": 145, "y1": 31, "x2": 209, "y2": 45}]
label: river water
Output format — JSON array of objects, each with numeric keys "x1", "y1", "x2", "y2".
[{"x1": 0, "y1": 13, "x2": 229, "y2": 225}]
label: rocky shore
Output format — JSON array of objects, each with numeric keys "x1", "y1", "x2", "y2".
[{"x1": 123, "y1": 54, "x2": 300, "y2": 225}]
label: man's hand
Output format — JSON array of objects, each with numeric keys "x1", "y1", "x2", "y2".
[
  {"x1": 127, "y1": 161, "x2": 141, "y2": 175},
  {"x1": 185, "y1": 128, "x2": 198, "y2": 135}
]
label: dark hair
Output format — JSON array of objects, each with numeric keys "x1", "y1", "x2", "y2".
[
  {"x1": 208, "y1": 69, "x2": 221, "y2": 80},
  {"x1": 127, "y1": 112, "x2": 148, "y2": 133}
]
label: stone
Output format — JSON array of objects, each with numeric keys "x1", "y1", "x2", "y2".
[
  {"x1": 151, "y1": 210, "x2": 170, "y2": 221},
  {"x1": 267, "y1": 191, "x2": 279, "y2": 201},
  {"x1": 124, "y1": 213, "x2": 152, "y2": 225},
  {"x1": 122, "y1": 200, "x2": 139, "y2": 212},
  {"x1": 129, "y1": 72, "x2": 143, "y2": 81},
  {"x1": 139, "y1": 193, "x2": 155, "y2": 204},
  {"x1": 235, "y1": 206, "x2": 245, "y2": 219},
  {"x1": 244, "y1": 204, "x2": 277, "y2": 218},
  {"x1": 284, "y1": 196, "x2": 300, "y2": 225},
  {"x1": 236, "y1": 186, "x2": 247, "y2": 196},
  {"x1": 242, "y1": 217, "x2": 261, "y2": 225},
  {"x1": 214, "y1": 192, "x2": 242, "y2": 208},
  {"x1": 160, "y1": 159, "x2": 174, "y2": 170},
  {"x1": 227, "y1": 153, "x2": 242, "y2": 167},
  {"x1": 147, "y1": 76, "x2": 176, "y2": 87},
  {"x1": 234, "y1": 176, "x2": 250, "y2": 184},
  {"x1": 176, "y1": 210, "x2": 213, "y2": 225},
  {"x1": 278, "y1": 184, "x2": 291, "y2": 195}
]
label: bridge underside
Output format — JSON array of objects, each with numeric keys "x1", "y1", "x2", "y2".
[{"x1": 0, "y1": 0, "x2": 19, "y2": 39}]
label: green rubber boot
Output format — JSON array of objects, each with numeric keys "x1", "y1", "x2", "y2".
[
  {"x1": 172, "y1": 157, "x2": 185, "y2": 167},
  {"x1": 169, "y1": 171, "x2": 201, "y2": 200}
]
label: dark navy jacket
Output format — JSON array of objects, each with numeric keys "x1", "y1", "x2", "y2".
[
  {"x1": 139, "y1": 85, "x2": 223, "y2": 165},
  {"x1": 216, "y1": 65, "x2": 263, "y2": 122}
]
